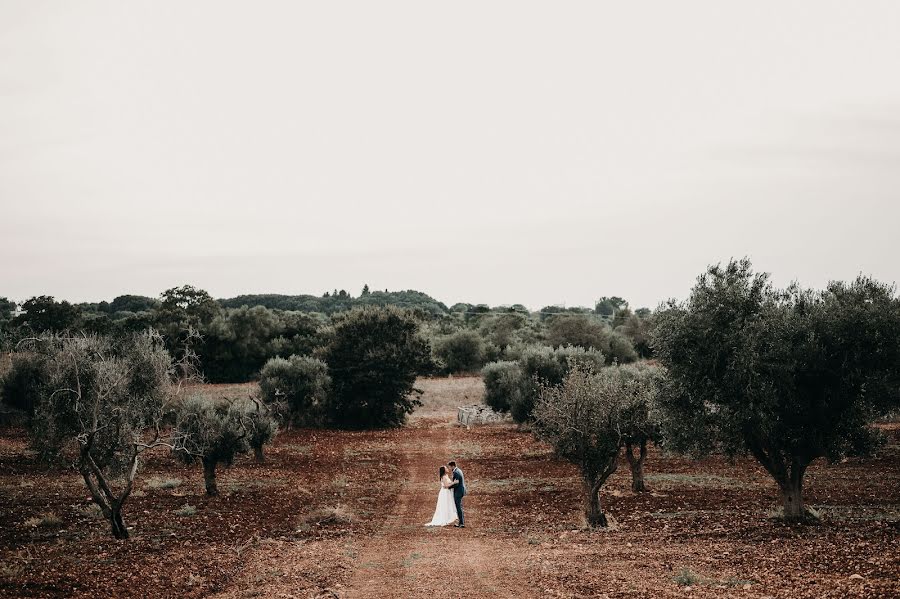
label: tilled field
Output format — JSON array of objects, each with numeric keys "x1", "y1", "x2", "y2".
[{"x1": 0, "y1": 377, "x2": 897, "y2": 598}]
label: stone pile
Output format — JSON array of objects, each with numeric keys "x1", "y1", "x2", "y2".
[{"x1": 457, "y1": 404, "x2": 509, "y2": 427}]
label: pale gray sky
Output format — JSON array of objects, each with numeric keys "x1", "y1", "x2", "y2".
[{"x1": 1, "y1": 1, "x2": 899, "y2": 310}]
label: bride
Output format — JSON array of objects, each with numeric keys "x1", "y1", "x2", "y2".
[{"x1": 425, "y1": 466, "x2": 458, "y2": 526}]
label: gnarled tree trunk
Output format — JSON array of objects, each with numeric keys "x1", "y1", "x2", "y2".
[
  {"x1": 109, "y1": 504, "x2": 129, "y2": 539},
  {"x1": 582, "y1": 453, "x2": 619, "y2": 528},
  {"x1": 585, "y1": 479, "x2": 608, "y2": 527},
  {"x1": 203, "y1": 458, "x2": 218, "y2": 496},
  {"x1": 625, "y1": 440, "x2": 648, "y2": 492},
  {"x1": 80, "y1": 448, "x2": 139, "y2": 540},
  {"x1": 748, "y1": 441, "x2": 814, "y2": 522},
  {"x1": 253, "y1": 445, "x2": 265, "y2": 463},
  {"x1": 778, "y1": 459, "x2": 809, "y2": 521}
]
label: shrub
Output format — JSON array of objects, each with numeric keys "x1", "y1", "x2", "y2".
[
  {"x1": 200, "y1": 307, "x2": 323, "y2": 383},
  {"x1": 545, "y1": 314, "x2": 610, "y2": 350},
  {"x1": 24, "y1": 513, "x2": 63, "y2": 529},
  {"x1": 545, "y1": 315, "x2": 638, "y2": 364},
  {"x1": 433, "y1": 330, "x2": 487, "y2": 373},
  {"x1": 608, "y1": 331, "x2": 639, "y2": 364},
  {"x1": 0, "y1": 352, "x2": 48, "y2": 417},
  {"x1": 481, "y1": 361, "x2": 522, "y2": 412},
  {"x1": 301, "y1": 504, "x2": 355, "y2": 526},
  {"x1": 259, "y1": 355, "x2": 330, "y2": 426},
  {"x1": 674, "y1": 568, "x2": 701, "y2": 586},
  {"x1": 322, "y1": 307, "x2": 432, "y2": 428},
  {"x1": 147, "y1": 478, "x2": 183, "y2": 491}
]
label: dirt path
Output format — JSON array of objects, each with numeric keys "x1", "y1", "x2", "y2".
[{"x1": 344, "y1": 419, "x2": 531, "y2": 599}]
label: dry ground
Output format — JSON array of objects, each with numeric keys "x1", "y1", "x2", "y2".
[{"x1": 0, "y1": 376, "x2": 898, "y2": 598}]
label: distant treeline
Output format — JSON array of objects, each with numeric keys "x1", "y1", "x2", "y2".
[
  {"x1": 220, "y1": 288, "x2": 449, "y2": 316},
  {"x1": 0, "y1": 286, "x2": 652, "y2": 383}
]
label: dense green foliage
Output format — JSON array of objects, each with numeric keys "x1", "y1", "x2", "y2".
[
  {"x1": 0, "y1": 297, "x2": 16, "y2": 331},
  {"x1": 653, "y1": 259, "x2": 900, "y2": 520},
  {"x1": 481, "y1": 346, "x2": 607, "y2": 423},
  {"x1": 0, "y1": 352, "x2": 48, "y2": 417},
  {"x1": 1, "y1": 286, "x2": 653, "y2": 386},
  {"x1": 10, "y1": 296, "x2": 81, "y2": 333},
  {"x1": 219, "y1": 289, "x2": 448, "y2": 316},
  {"x1": 321, "y1": 307, "x2": 433, "y2": 428},
  {"x1": 512, "y1": 345, "x2": 607, "y2": 423},
  {"x1": 481, "y1": 361, "x2": 522, "y2": 413},
  {"x1": 433, "y1": 330, "x2": 488, "y2": 373},
  {"x1": 545, "y1": 314, "x2": 638, "y2": 364},
  {"x1": 201, "y1": 307, "x2": 322, "y2": 382},
  {"x1": 258, "y1": 355, "x2": 331, "y2": 426}
]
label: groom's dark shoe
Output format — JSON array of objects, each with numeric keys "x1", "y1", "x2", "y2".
[{"x1": 455, "y1": 524, "x2": 465, "y2": 528}]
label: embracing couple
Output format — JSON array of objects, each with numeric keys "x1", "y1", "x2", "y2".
[{"x1": 426, "y1": 460, "x2": 466, "y2": 528}]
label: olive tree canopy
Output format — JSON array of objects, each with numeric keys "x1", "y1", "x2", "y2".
[{"x1": 653, "y1": 259, "x2": 900, "y2": 520}]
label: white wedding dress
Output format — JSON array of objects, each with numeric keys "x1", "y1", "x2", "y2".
[{"x1": 425, "y1": 474, "x2": 459, "y2": 526}]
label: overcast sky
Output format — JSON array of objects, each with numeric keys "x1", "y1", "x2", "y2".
[{"x1": 1, "y1": 2, "x2": 899, "y2": 310}]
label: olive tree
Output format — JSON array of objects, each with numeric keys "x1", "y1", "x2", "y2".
[
  {"x1": 259, "y1": 355, "x2": 331, "y2": 426},
  {"x1": 173, "y1": 396, "x2": 250, "y2": 496},
  {"x1": 242, "y1": 395, "x2": 279, "y2": 463},
  {"x1": 23, "y1": 332, "x2": 174, "y2": 539},
  {"x1": 533, "y1": 363, "x2": 656, "y2": 527},
  {"x1": 617, "y1": 363, "x2": 663, "y2": 492},
  {"x1": 653, "y1": 259, "x2": 900, "y2": 520}
]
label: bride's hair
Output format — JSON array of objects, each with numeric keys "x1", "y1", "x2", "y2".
[{"x1": 439, "y1": 466, "x2": 446, "y2": 480}]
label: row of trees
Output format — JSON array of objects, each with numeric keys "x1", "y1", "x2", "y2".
[
  {"x1": 0, "y1": 305, "x2": 435, "y2": 539},
  {"x1": 506, "y1": 260, "x2": 900, "y2": 527},
  {"x1": 1, "y1": 287, "x2": 652, "y2": 384},
  {"x1": 3, "y1": 331, "x2": 283, "y2": 538}
]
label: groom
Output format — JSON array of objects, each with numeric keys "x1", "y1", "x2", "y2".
[{"x1": 448, "y1": 460, "x2": 466, "y2": 528}]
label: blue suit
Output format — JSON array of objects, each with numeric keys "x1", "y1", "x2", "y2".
[{"x1": 452, "y1": 467, "x2": 466, "y2": 526}]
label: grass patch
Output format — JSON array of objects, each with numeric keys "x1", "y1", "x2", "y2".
[
  {"x1": 722, "y1": 578, "x2": 755, "y2": 587},
  {"x1": 812, "y1": 504, "x2": 900, "y2": 522},
  {"x1": 0, "y1": 560, "x2": 24, "y2": 578},
  {"x1": 650, "y1": 508, "x2": 738, "y2": 520},
  {"x1": 450, "y1": 441, "x2": 483, "y2": 458},
  {"x1": 673, "y1": 568, "x2": 702, "y2": 586},
  {"x1": 767, "y1": 506, "x2": 821, "y2": 522},
  {"x1": 300, "y1": 504, "x2": 355, "y2": 527},
  {"x1": 74, "y1": 503, "x2": 104, "y2": 520},
  {"x1": 224, "y1": 478, "x2": 282, "y2": 494},
  {"x1": 147, "y1": 477, "x2": 183, "y2": 490},
  {"x1": 24, "y1": 513, "x2": 63, "y2": 529},
  {"x1": 175, "y1": 504, "x2": 197, "y2": 517},
  {"x1": 402, "y1": 552, "x2": 423, "y2": 567},
  {"x1": 645, "y1": 473, "x2": 745, "y2": 489},
  {"x1": 281, "y1": 443, "x2": 313, "y2": 455}
]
